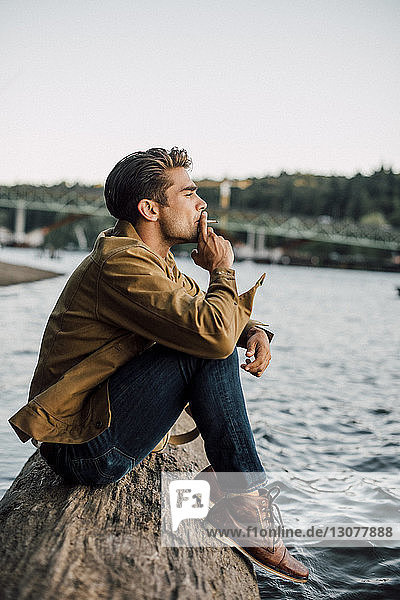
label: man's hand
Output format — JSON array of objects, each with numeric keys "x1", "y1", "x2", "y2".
[
  {"x1": 240, "y1": 328, "x2": 271, "y2": 377},
  {"x1": 191, "y1": 211, "x2": 234, "y2": 273}
]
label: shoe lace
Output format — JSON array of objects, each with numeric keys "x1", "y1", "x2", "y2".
[{"x1": 259, "y1": 485, "x2": 284, "y2": 550}]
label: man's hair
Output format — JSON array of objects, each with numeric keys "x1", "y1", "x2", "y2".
[{"x1": 104, "y1": 147, "x2": 192, "y2": 224}]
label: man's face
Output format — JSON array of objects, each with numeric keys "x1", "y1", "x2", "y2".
[{"x1": 158, "y1": 167, "x2": 207, "y2": 244}]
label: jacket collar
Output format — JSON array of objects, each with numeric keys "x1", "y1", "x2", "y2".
[
  {"x1": 112, "y1": 219, "x2": 142, "y2": 241},
  {"x1": 110, "y1": 219, "x2": 175, "y2": 266}
]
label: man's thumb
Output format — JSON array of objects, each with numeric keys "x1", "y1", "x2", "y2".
[{"x1": 191, "y1": 248, "x2": 199, "y2": 263}]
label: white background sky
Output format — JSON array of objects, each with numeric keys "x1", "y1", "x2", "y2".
[{"x1": 1, "y1": 0, "x2": 399, "y2": 184}]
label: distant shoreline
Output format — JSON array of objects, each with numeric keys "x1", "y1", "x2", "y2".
[{"x1": 0, "y1": 261, "x2": 62, "y2": 286}]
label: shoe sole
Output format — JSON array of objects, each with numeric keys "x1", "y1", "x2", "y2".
[{"x1": 217, "y1": 534, "x2": 309, "y2": 584}]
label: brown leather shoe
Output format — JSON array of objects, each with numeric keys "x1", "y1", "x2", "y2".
[{"x1": 198, "y1": 470, "x2": 308, "y2": 583}]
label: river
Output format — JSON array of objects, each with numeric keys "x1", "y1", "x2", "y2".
[{"x1": 1, "y1": 246, "x2": 399, "y2": 599}]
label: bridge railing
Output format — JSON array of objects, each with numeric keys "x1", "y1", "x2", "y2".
[{"x1": 0, "y1": 189, "x2": 399, "y2": 250}]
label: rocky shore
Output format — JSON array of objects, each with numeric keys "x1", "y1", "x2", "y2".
[{"x1": 0, "y1": 261, "x2": 61, "y2": 286}]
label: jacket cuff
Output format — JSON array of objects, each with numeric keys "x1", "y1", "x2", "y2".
[{"x1": 209, "y1": 268, "x2": 236, "y2": 282}]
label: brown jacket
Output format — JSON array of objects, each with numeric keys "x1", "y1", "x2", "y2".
[{"x1": 9, "y1": 220, "x2": 269, "y2": 444}]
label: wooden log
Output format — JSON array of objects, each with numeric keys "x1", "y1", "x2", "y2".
[{"x1": 0, "y1": 413, "x2": 260, "y2": 600}]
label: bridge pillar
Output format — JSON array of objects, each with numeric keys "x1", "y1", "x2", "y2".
[
  {"x1": 256, "y1": 231, "x2": 265, "y2": 257},
  {"x1": 247, "y1": 230, "x2": 255, "y2": 249},
  {"x1": 219, "y1": 180, "x2": 231, "y2": 209},
  {"x1": 15, "y1": 200, "x2": 26, "y2": 244}
]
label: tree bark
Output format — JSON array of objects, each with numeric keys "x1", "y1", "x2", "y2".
[{"x1": 0, "y1": 413, "x2": 260, "y2": 600}]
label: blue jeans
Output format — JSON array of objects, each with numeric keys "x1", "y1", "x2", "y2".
[{"x1": 40, "y1": 344, "x2": 267, "y2": 493}]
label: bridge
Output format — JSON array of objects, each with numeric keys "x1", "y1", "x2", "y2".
[{"x1": 0, "y1": 185, "x2": 399, "y2": 254}]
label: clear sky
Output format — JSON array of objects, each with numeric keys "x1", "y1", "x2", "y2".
[{"x1": 1, "y1": 0, "x2": 399, "y2": 184}]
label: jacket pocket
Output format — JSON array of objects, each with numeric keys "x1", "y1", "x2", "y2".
[{"x1": 71, "y1": 447, "x2": 133, "y2": 486}]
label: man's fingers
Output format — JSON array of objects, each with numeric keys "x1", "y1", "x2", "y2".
[
  {"x1": 240, "y1": 345, "x2": 271, "y2": 376},
  {"x1": 247, "y1": 356, "x2": 266, "y2": 371},
  {"x1": 241, "y1": 355, "x2": 265, "y2": 370},
  {"x1": 191, "y1": 248, "x2": 199, "y2": 263},
  {"x1": 245, "y1": 341, "x2": 266, "y2": 364},
  {"x1": 198, "y1": 210, "x2": 208, "y2": 243},
  {"x1": 241, "y1": 362, "x2": 267, "y2": 375}
]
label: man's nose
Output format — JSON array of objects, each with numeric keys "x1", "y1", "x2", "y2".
[{"x1": 197, "y1": 196, "x2": 207, "y2": 211}]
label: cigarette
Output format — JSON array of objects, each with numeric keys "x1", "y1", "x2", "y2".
[{"x1": 207, "y1": 219, "x2": 218, "y2": 224}]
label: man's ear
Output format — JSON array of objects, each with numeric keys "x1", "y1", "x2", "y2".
[{"x1": 137, "y1": 198, "x2": 159, "y2": 222}]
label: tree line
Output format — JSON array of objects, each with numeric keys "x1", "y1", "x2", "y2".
[
  {"x1": 0, "y1": 166, "x2": 399, "y2": 249},
  {"x1": 202, "y1": 166, "x2": 400, "y2": 227}
]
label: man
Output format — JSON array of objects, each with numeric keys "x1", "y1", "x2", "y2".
[{"x1": 9, "y1": 147, "x2": 308, "y2": 583}]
